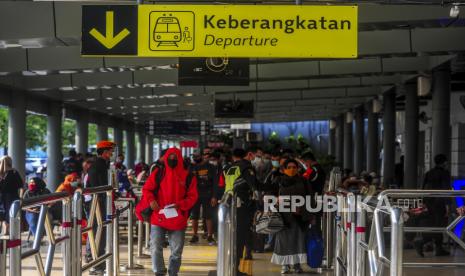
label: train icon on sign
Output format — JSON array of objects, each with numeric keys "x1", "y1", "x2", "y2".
[{"x1": 149, "y1": 11, "x2": 195, "y2": 51}]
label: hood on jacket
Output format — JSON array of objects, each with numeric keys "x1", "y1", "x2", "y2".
[{"x1": 163, "y1": 147, "x2": 188, "y2": 180}]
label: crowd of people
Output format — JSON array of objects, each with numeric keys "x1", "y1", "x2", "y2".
[
  {"x1": 1, "y1": 140, "x2": 464, "y2": 276},
  {"x1": 137, "y1": 145, "x2": 328, "y2": 275}
]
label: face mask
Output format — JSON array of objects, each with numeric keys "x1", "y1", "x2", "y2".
[
  {"x1": 284, "y1": 168, "x2": 298, "y2": 177},
  {"x1": 271, "y1": 160, "x2": 280, "y2": 168},
  {"x1": 28, "y1": 183, "x2": 37, "y2": 191},
  {"x1": 167, "y1": 159, "x2": 178, "y2": 169},
  {"x1": 70, "y1": 181, "x2": 79, "y2": 188},
  {"x1": 209, "y1": 160, "x2": 218, "y2": 166}
]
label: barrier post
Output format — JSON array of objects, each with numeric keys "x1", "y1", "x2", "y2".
[
  {"x1": 144, "y1": 222, "x2": 150, "y2": 251},
  {"x1": 390, "y1": 207, "x2": 403, "y2": 276},
  {"x1": 121, "y1": 200, "x2": 144, "y2": 270},
  {"x1": 113, "y1": 213, "x2": 120, "y2": 276},
  {"x1": 356, "y1": 200, "x2": 367, "y2": 276},
  {"x1": 335, "y1": 194, "x2": 344, "y2": 276},
  {"x1": 0, "y1": 236, "x2": 6, "y2": 276},
  {"x1": 72, "y1": 191, "x2": 83, "y2": 276},
  {"x1": 105, "y1": 190, "x2": 114, "y2": 276},
  {"x1": 9, "y1": 200, "x2": 22, "y2": 276},
  {"x1": 62, "y1": 198, "x2": 72, "y2": 276},
  {"x1": 347, "y1": 194, "x2": 357, "y2": 276}
]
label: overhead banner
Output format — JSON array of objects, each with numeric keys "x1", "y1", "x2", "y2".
[{"x1": 82, "y1": 5, "x2": 358, "y2": 58}]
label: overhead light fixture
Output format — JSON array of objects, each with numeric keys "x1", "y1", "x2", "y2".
[
  {"x1": 184, "y1": 93, "x2": 194, "y2": 97},
  {"x1": 86, "y1": 98, "x2": 96, "y2": 102},
  {"x1": 346, "y1": 112, "x2": 353, "y2": 123},
  {"x1": 450, "y1": 4, "x2": 460, "y2": 18},
  {"x1": 329, "y1": 119, "x2": 337, "y2": 129},
  {"x1": 59, "y1": 70, "x2": 78, "y2": 74}
]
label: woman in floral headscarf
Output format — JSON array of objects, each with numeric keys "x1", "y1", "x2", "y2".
[{"x1": 0, "y1": 156, "x2": 24, "y2": 234}]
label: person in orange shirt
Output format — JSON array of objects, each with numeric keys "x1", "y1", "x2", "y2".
[{"x1": 56, "y1": 172, "x2": 81, "y2": 195}]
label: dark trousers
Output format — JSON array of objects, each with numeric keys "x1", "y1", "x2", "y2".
[{"x1": 235, "y1": 205, "x2": 253, "y2": 272}]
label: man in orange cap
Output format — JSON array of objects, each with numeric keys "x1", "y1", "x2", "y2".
[{"x1": 87, "y1": 140, "x2": 115, "y2": 275}]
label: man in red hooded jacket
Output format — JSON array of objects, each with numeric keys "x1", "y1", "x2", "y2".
[{"x1": 141, "y1": 148, "x2": 198, "y2": 276}]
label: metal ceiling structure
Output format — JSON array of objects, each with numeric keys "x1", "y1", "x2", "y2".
[{"x1": 0, "y1": 1, "x2": 465, "y2": 127}]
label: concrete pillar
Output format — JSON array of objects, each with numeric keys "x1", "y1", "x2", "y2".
[
  {"x1": 335, "y1": 115, "x2": 344, "y2": 166},
  {"x1": 328, "y1": 119, "x2": 336, "y2": 156},
  {"x1": 75, "y1": 113, "x2": 88, "y2": 154},
  {"x1": 47, "y1": 102, "x2": 62, "y2": 190},
  {"x1": 404, "y1": 84, "x2": 419, "y2": 189},
  {"x1": 432, "y1": 62, "x2": 451, "y2": 161},
  {"x1": 354, "y1": 106, "x2": 365, "y2": 175},
  {"x1": 344, "y1": 112, "x2": 354, "y2": 170},
  {"x1": 125, "y1": 126, "x2": 135, "y2": 169},
  {"x1": 146, "y1": 135, "x2": 154, "y2": 164},
  {"x1": 97, "y1": 124, "x2": 108, "y2": 141},
  {"x1": 114, "y1": 124, "x2": 124, "y2": 157},
  {"x1": 138, "y1": 132, "x2": 146, "y2": 163},
  {"x1": 8, "y1": 93, "x2": 26, "y2": 180},
  {"x1": 383, "y1": 90, "x2": 396, "y2": 187},
  {"x1": 367, "y1": 100, "x2": 379, "y2": 174}
]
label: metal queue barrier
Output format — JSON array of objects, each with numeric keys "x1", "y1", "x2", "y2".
[
  {"x1": 2, "y1": 184, "x2": 142, "y2": 276},
  {"x1": 322, "y1": 167, "x2": 341, "y2": 269},
  {"x1": 333, "y1": 189, "x2": 465, "y2": 276},
  {"x1": 216, "y1": 192, "x2": 237, "y2": 276},
  {"x1": 116, "y1": 197, "x2": 144, "y2": 271},
  {"x1": 8, "y1": 191, "x2": 71, "y2": 276},
  {"x1": 73, "y1": 186, "x2": 114, "y2": 276}
]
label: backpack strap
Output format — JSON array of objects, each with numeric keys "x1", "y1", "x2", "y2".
[{"x1": 153, "y1": 166, "x2": 165, "y2": 196}]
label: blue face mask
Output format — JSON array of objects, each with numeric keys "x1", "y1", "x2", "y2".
[{"x1": 271, "y1": 160, "x2": 280, "y2": 168}]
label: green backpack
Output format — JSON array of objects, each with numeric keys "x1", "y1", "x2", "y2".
[{"x1": 224, "y1": 165, "x2": 242, "y2": 194}]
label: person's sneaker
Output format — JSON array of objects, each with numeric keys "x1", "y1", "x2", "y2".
[
  {"x1": 207, "y1": 236, "x2": 216, "y2": 245},
  {"x1": 435, "y1": 248, "x2": 450, "y2": 256},
  {"x1": 281, "y1": 265, "x2": 291, "y2": 274},
  {"x1": 413, "y1": 240, "x2": 424, "y2": 257},
  {"x1": 202, "y1": 232, "x2": 208, "y2": 240},
  {"x1": 189, "y1": 235, "x2": 199, "y2": 244},
  {"x1": 293, "y1": 264, "x2": 303, "y2": 273}
]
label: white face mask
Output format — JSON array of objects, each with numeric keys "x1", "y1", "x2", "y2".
[{"x1": 209, "y1": 160, "x2": 218, "y2": 166}]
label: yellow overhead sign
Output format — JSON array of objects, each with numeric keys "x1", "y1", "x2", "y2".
[{"x1": 82, "y1": 5, "x2": 358, "y2": 58}]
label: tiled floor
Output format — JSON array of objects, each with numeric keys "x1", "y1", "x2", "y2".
[{"x1": 6, "y1": 230, "x2": 465, "y2": 276}]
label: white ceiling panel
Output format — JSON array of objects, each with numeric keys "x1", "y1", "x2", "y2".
[{"x1": 28, "y1": 47, "x2": 104, "y2": 71}]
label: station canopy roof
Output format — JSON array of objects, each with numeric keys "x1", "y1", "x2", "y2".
[{"x1": 0, "y1": 0, "x2": 464, "y2": 126}]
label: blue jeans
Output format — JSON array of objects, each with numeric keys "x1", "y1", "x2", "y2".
[
  {"x1": 150, "y1": 225, "x2": 185, "y2": 276},
  {"x1": 25, "y1": 211, "x2": 40, "y2": 236}
]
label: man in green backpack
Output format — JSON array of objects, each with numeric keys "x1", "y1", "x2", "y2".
[{"x1": 223, "y1": 148, "x2": 257, "y2": 276}]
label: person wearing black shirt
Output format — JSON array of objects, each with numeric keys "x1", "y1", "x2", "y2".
[
  {"x1": 189, "y1": 152, "x2": 218, "y2": 245},
  {"x1": 224, "y1": 149, "x2": 257, "y2": 276},
  {"x1": 0, "y1": 156, "x2": 23, "y2": 235},
  {"x1": 63, "y1": 149, "x2": 83, "y2": 175},
  {"x1": 86, "y1": 141, "x2": 115, "y2": 275},
  {"x1": 414, "y1": 154, "x2": 451, "y2": 257}
]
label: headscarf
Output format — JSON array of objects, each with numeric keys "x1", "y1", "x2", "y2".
[{"x1": 0, "y1": 156, "x2": 13, "y2": 178}]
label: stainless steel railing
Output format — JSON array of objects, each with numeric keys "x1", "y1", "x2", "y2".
[
  {"x1": 8, "y1": 191, "x2": 72, "y2": 276},
  {"x1": 352, "y1": 189, "x2": 465, "y2": 276},
  {"x1": 73, "y1": 186, "x2": 114, "y2": 276},
  {"x1": 217, "y1": 192, "x2": 237, "y2": 276}
]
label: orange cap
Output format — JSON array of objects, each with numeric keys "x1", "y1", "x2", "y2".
[{"x1": 96, "y1": 140, "x2": 115, "y2": 150}]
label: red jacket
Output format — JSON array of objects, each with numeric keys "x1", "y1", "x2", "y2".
[{"x1": 139, "y1": 148, "x2": 198, "y2": 231}]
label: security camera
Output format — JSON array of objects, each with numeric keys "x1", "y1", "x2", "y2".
[{"x1": 450, "y1": 5, "x2": 460, "y2": 18}]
